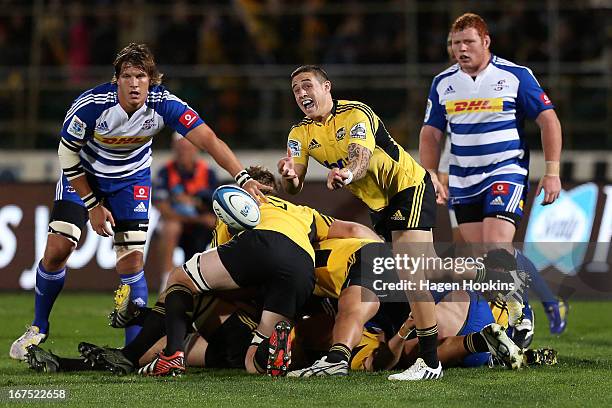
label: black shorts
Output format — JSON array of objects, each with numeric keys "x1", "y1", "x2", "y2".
[
  {"x1": 217, "y1": 230, "x2": 315, "y2": 319},
  {"x1": 343, "y1": 242, "x2": 407, "y2": 303},
  {"x1": 204, "y1": 310, "x2": 256, "y2": 369},
  {"x1": 453, "y1": 201, "x2": 522, "y2": 226},
  {"x1": 370, "y1": 301, "x2": 412, "y2": 340},
  {"x1": 369, "y1": 172, "x2": 437, "y2": 242},
  {"x1": 49, "y1": 200, "x2": 88, "y2": 228}
]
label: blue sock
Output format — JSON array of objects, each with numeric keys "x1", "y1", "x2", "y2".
[
  {"x1": 32, "y1": 261, "x2": 66, "y2": 335},
  {"x1": 120, "y1": 270, "x2": 148, "y2": 345},
  {"x1": 515, "y1": 250, "x2": 557, "y2": 304}
]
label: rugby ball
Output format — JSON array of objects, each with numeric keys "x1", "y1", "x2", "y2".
[{"x1": 212, "y1": 185, "x2": 260, "y2": 231}]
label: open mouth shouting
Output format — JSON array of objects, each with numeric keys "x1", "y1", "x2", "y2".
[{"x1": 302, "y1": 98, "x2": 315, "y2": 113}]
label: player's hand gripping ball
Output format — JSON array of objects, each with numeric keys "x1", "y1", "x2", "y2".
[{"x1": 212, "y1": 185, "x2": 261, "y2": 231}]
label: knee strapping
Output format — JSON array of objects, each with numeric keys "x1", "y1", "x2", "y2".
[
  {"x1": 48, "y1": 220, "x2": 81, "y2": 246},
  {"x1": 113, "y1": 220, "x2": 148, "y2": 262}
]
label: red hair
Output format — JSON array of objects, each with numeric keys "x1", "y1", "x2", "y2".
[{"x1": 451, "y1": 13, "x2": 489, "y2": 39}]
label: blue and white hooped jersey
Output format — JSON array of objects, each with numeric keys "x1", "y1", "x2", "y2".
[
  {"x1": 424, "y1": 55, "x2": 554, "y2": 203},
  {"x1": 60, "y1": 82, "x2": 204, "y2": 179}
]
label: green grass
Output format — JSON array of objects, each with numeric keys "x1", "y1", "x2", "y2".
[{"x1": 1, "y1": 293, "x2": 611, "y2": 407}]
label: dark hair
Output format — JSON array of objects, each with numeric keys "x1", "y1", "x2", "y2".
[
  {"x1": 450, "y1": 13, "x2": 489, "y2": 39},
  {"x1": 290, "y1": 65, "x2": 330, "y2": 83},
  {"x1": 246, "y1": 165, "x2": 279, "y2": 195},
  {"x1": 111, "y1": 43, "x2": 163, "y2": 86}
]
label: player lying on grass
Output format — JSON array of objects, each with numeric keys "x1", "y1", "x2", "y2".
[
  {"x1": 25, "y1": 289, "x2": 556, "y2": 375},
  {"x1": 287, "y1": 292, "x2": 556, "y2": 380},
  {"x1": 25, "y1": 292, "x2": 259, "y2": 374}
]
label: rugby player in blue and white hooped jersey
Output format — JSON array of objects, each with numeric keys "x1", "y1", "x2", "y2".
[
  {"x1": 418, "y1": 14, "x2": 565, "y2": 332},
  {"x1": 10, "y1": 43, "x2": 271, "y2": 360}
]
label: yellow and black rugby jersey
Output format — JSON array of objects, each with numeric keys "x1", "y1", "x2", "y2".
[
  {"x1": 288, "y1": 100, "x2": 426, "y2": 211},
  {"x1": 350, "y1": 326, "x2": 384, "y2": 371},
  {"x1": 489, "y1": 298, "x2": 509, "y2": 328},
  {"x1": 313, "y1": 237, "x2": 379, "y2": 298},
  {"x1": 210, "y1": 220, "x2": 233, "y2": 249},
  {"x1": 210, "y1": 196, "x2": 335, "y2": 262}
]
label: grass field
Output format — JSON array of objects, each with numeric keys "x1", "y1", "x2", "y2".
[{"x1": 1, "y1": 293, "x2": 611, "y2": 407}]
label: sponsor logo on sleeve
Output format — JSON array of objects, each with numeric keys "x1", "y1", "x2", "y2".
[
  {"x1": 288, "y1": 139, "x2": 301, "y2": 157},
  {"x1": 179, "y1": 109, "x2": 199, "y2": 128},
  {"x1": 349, "y1": 122, "x2": 367, "y2": 140},
  {"x1": 134, "y1": 186, "x2": 150, "y2": 200},
  {"x1": 540, "y1": 92, "x2": 552, "y2": 105},
  {"x1": 67, "y1": 115, "x2": 86, "y2": 138}
]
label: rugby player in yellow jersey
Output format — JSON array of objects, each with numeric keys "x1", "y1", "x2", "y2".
[
  {"x1": 278, "y1": 65, "x2": 443, "y2": 380},
  {"x1": 139, "y1": 166, "x2": 380, "y2": 376},
  {"x1": 288, "y1": 237, "x2": 402, "y2": 376}
]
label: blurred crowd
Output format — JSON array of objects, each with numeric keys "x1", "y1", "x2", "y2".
[
  {"x1": 0, "y1": 0, "x2": 608, "y2": 150},
  {"x1": 1, "y1": 0, "x2": 605, "y2": 67}
]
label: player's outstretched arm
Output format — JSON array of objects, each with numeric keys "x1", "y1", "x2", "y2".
[
  {"x1": 535, "y1": 109, "x2": 562, "y2": 205},
  {"x1": 278, "y1": 147, "x2": 307, "y2": 194},
  {"x1": 185, "y1": 124, "x2": 272, "y2": 202}
]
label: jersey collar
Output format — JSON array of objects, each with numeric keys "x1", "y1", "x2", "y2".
[{"x1": 324, "y1": 99, "x2": 338, "y2": 125}]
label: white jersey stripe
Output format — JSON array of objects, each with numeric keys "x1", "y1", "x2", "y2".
[
  {"x1": 449, "y1": 164, "x2": 528, "y2": 189},
  {"x1": 451, "y1": 149, "x2": 524, "y2": 168},
  {"x1": 451, "y1": 128, "x2": 520, "y2": 147}
]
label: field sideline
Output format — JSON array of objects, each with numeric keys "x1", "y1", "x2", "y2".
[{"x1": 1, "y1": 293, "x2": 611, "y2": 407}]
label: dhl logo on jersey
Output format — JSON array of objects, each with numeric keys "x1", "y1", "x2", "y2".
[
  {"x1": 94, "y1": 133, "x2": 152, "y2": 147},
  {"x1": 445, "y1": 98, "x2": 503, "y2": 115}
]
